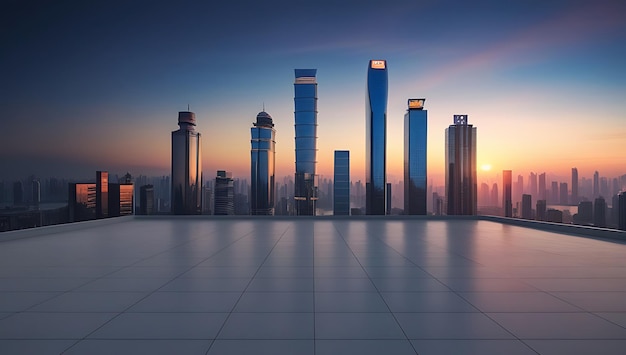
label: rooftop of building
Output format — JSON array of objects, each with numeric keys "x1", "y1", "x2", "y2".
[{"x1": 1, "y1": 216, "x2": 625, "y2": 354}]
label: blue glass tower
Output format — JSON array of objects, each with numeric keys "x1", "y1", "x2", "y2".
[
  {"x1": 171, "y1": 111, "x2": 202, "y2": 215},
  {"x1": 366, "y1": 60, "x2": 388, "y2": 215},
  {"x1": 333, "y1": 150, "x2": 350, "y2": 215},
  {"x1": 404, "y1": 99, "x2": 427, "y2": 215},
  {"x1": 250, "y1": 111, "x2": 276, "y2": 215},
  {"x1": 294, "y1": 69, "x2": 318, "y2": 216}
]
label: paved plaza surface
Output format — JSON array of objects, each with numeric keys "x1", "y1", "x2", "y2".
[{"x1": 0, "y1": 217, "x2": 625, "y2": 354}]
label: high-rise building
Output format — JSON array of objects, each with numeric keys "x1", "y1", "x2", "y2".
[
  {"x1": 593, "y1": 171, "x2": 600, "y2": 198},
  {"x1": 386, "y1": 183, "x2": 392, "y2": 215},
  {"x1": 96, "y1": 171, "x2": 108, "y2": 219},
  {"x1": 575, "y1": 201, "x2": 593, "y2": 225},
  {"x1": 404, "y1": 98, "x2": 427, "y2": 215},
  {"x1": 529, "y1": 172, "x2": 537, "y2": 200},
  {"x1": 536, "y1": 200, "x2": 546, "y2": 221},
  {"x1": 139, "y1": 184, "x2": 154, "y2": 215},
  {"x1": 503, "y1": 170, "x2": 512, "y2": 217},
  {"x1": 445, "y1": 115, "x2": 477, "y2": 215},
  {"x1": 594, "y1": 196, "x2": 606, "y2": 228},
  {"x1": 68, "y1": 183, "x2": 96, "y2": 222},
  {"x1": 214, "y1": 171, "x2": 234, "y2": 215},
  {"x1": 333, "y1": 150, "x2": 350, "y2": 215},
  {"x1": 366, "y1": 60, "x2": 388, "y2": 215},
  {"x1": 619, "y1": 192, "x2": 626, "y2": 231},
  {"x1": 559, "y1": 182, "x2": 569, "y2": 205},
  {"x1": 109, "y1": 183, "x2": 133, "y2": 217},
  {"x1": 571, "y1": 168, "x2": 579, "y2": 204},
  {"x1": 250, "y1": 111, "x2": 276, "y2": 215},
  {"x1": 12, "y1": 181, "x2": 23, "y2": 206},
  {"x1": 171, "y1": 111, "x2": 202, "y2": 215},
  {"x1": 490, "y1": 183, "x2": 499, "y2": 207},
  {"x1": 538, "y1": 172, "x2": 546, "y2": 201},
  {"x1": 551, "y1": 181, "x2": 559, "y2": 205},
  {"x1": 294, "y1": 69, "x2": 318, "y2": 216},
  {"x1": 521, "y1": 194, "x2": 532, "y2": 219}
]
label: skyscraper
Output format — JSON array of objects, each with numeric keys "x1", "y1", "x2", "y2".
[
  {"x1": 250, "y1": 111, "x2": 276, "y2": 215},
  {"x1": 503, "y1": 170, "x2": 513, "y2": 217},
  {"x1": 521, "y1": 194, "x2": 532, "y2": 219},
  {"x1": 593, "y1": 171, "x2": 600, "y2": 198},
  {"x1": 366, "y1": 60, "x2": 388, "y2": 215},
  {"x1": 333, "y1": 150, "x2": 350, "y2": 215},
  {"x1": 445, "y1": 115, "x2": 477, "y2": 215},
  {"x1": 404, "y1": 98, "x2": 427, "y2": 215},
  {"x1": 171, "y1": 111, "x2": 202, "y2": 215},
  {"x1": 559, "y1": 182, "x2": 569, "y2": 205},
  {"x1": 571, "y1": 167, "x2": 579, "y2": 204},
  {"x1": 619, "y1": 192, "x2": 626, "y2": 231},
  {"x1": 294, "y1": 69, "x2": 318, "y2": 216},
  {"x1": 594, "y1": 196, "x2": 606, "y2": 227},
  {"x1": 538, "y1": 172, "x2": 546, "y2": 201},
  {"x1": 214, "y1": 171, "x2": 234, "y2": 215},
  {"x1": 96, "y1": 171, "x2": 108, "y2": 219}
]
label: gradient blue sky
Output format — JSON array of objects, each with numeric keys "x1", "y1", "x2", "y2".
[{"x1": 1, "y1": 0, "x2": 625, "y2": 186}]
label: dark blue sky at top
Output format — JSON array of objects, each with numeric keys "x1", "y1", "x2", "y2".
[{"x1": 1, "y1": 0, "x2": 625, "y2": 180}]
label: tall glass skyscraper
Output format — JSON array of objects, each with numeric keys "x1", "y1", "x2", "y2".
[
  {"x1": 294, "y1": 69, "x2": 318, "y2": 216},
  {"x1": 171, "y1": 111, "x2": 202, "y2": 215},
  {"x1": 404, "y1": 98, "x2": 427, "y2": 215},
  {"x1": 333, "y1": 150, "x2": 350, "y2": 215},
  {"x1": 503, "y1": 170, "x2": 513, "y2": 217},
  {"x1": 366, "y1": 60, "x2": 388, "y2": 215},
  {"x1": 250, "y1": 111, "x2": 276, "y2": 215},
  {"x1": 445, "y1": 115, "x2": 477, "y2": 215}
]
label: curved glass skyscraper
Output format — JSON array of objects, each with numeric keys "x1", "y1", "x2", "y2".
[
  {"x1": 366, "y1": 60, "x2": 388, "y2": 215},
  {"x1": 404, "y1": 99, "x2": 427, "y2": 215},
  {"x1": 250, "y1": 111, "x2": 276, "y2": 215},
  {"x1": 171, "y1": 111, "x2": 202, "y2": 215},
  {"x1": 294, "y1": 69, "x2": 318, "y2": 216}
]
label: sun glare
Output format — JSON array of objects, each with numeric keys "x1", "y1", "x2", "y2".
[{"x1": 481, "y1": 164, "x2": 492, "y2": 171}]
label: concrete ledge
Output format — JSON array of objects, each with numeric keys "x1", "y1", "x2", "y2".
[{"x1": 0, "y1": 216, "x2": 133, "y2": 242}]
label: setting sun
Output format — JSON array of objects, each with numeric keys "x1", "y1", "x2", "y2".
[{"x1": 481, "y1": 164, "x2": 492, "y2": 171}]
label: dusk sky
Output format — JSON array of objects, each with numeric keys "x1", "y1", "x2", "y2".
[{"x1": 2, "y1": 0, "x2": 625, "y2": 187}]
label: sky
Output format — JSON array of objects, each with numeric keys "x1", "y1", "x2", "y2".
[{"x1": 1, "y1": 0, "x2": 625, "y2": 187}]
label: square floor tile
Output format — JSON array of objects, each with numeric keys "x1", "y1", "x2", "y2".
[
  {"x1": 207, "y1": 340, "x2": 313, "y2": 354},
  {"x1": 89, "y1": 313, "x2": 228, "y2": 339},
  {"x1": 0, "y1": 292, "x2": 60, "y2": 312},
  {"x1": 315, "y1": 292, "x2": 388, "y2": 312},
  {"x1": 128, "y1": 292, "x2": 240, "y2": 312},
  {"x1": 106, "y1": 267, "x2": 186, "y2": 278},
  {"x1": 181, "y1": 267, "x2": 258, "y2": 278},
  {"x1": 218, "y1": 313, "x2": 314, "y2": 339},
  {"x1": 256, "y1": 267, "x2": 314, "y2": 278},
  {"x1": 372, "y1": 278, "x2": 449, "y2": 292},
  {"x1": 65, "y1": 339, "x2": 211, "y2": 355},
  {"x1": 394, "y1": 313, "x2": 514, "y2": 339},
  {"x1": 234, "y1": 292, "x2": 313, "y2": 312},
  {"x1": 458, "y1": 292, "x2": 580, "y2": 312},
  {"x1": 523, "y1": 278, "x2": 626, "y2": 292},
  {"x1": 438, "y1": 278, "x2": 538, "y2": 292},
  {"x1": 488, "y1": 313, "x2": 626, "y2": 339},
  {"x1": 314, "y1": 278, "x2": 377, "y2": 292},
  {"x1": 551, "y1": 292, "x2": 626, "y2": 312},
  {"x1": 0, "y1": 278, "x2": 91, "y2": 292},
  {"x1": 315, "y1": 313, "x2": 405, "y2": 339},
  {"x1": 247, "y1": 278, "x2": 313, "y2": 292},
  {"x1": 525, "y1": 340, "x2": 626, "y2": 355},
  {"x1": 382, "y1": 292, "x2": 478, "y2": 312},
  {"x1": 29, "y1": 292, "x2": 146, "y2": 312},
  {"x1": 75, "y1": 278, "x2": 171, "y2": 292},
  {"x1": 0, "y1": 340, "x2": 76, "y2": 355},
  {"x1": 160, "y1": 278, "x2": 250, "y2": 292},
  {"x1": 364, "y1": 267, "x2": 432, "y2": 278},
  {"x1": 410, "y1": 339, "x2": 537, "y2": 355},
  {"x1": 316, "y1": 340, "x2": 415, "y2": 354},
  {"x1": 0, "y1": 312, "x2": 116, "y2": 339},
  {"x1": 595, "y1": 312, "x2": 626, "y2": 328},
  {"x1": 314, "y1": 267, "x2": 369, "y2": 278}
]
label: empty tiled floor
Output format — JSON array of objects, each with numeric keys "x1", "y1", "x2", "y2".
[{"x1": 0, "y1": 217, "x2": 625, "y2": 354}]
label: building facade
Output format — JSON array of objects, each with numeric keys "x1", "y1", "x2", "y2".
[
  {"x1": 366, "y1": 60, "x2": 388, "y2": 215},
  {"x1": 171, "y1": 111, "x2": 202, "y2": 215},
  {"x1": 404, "y1": 98, "x2": 427, "y2": 215},
  {"x1": 503, "y1": 170, "x2": 513, "y2": 217},
  {"x1": 250, "y1": 111, "x2": 276, "y2": 215},
  {"x1": 333, "y1": 150, "x2": 350, "y2": 215},
  {"x1": 214, "y1": 170, "x2": 234, "y2": 215},
  {"x1": 109, "y1": 183, "x2": 133, "y2": 217},
  {"x1": 445, "y1": 115, "x2": 477, "y2": 215},
  {"x1": 571, "y1": 167, "x2": 579, "y2": 204},
  {"x1": 96, "y1": 171, "x2": 108, "y2": 219},
  {"x1": 294, "y1": 69, "x2": 318, "y2": 215},
  {"x1": 139, "y1": 184, "x2": 154, "y2": 215}
]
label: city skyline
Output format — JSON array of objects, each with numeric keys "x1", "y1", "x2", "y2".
[{"x1": 1, "y1": 1, "x2": 625, "y2": 185}]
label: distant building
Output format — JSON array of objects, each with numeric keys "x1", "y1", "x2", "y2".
[
  {"x1": 171, "y1": 111, "x2": 202, "y2": 215},
  {"x1": 550, "y1": 181, "x2": 559, "y2": 205},
  {"x1": 546, "y1": 209, "x2": 563, "y2": 223},
  {"x1": 538, "y1": 172, "x2": 546, "y2": 201},
  {"x1": 559, "y1": 182, "x2": 568, "y2": 205},
  {"x1": 109, "y1": 183, "x2": 133, "y2": 217},
  {"x1": 593, "y1": 171, "x2": 600, "y2": 198},
  {"x1": 575, "y1": 201, "x2": 593, "y2": 225},
  {"x1": 404, "y1": 98, "x2": 427, "y2": 215},
  {"x1": 214, "y1": 171, "x2": 234, "y2": 215},
  {"x1": 594, "y1": 197, "x2": 606, "y2": 228},
  {"x1": 68, "y1": 183, "x2": 96, "y2": 222},
  {"x1": 433, "y1": 192, "x2": 444, "y2": 216},
  {"x1": 31, "y1": 180, "x2": 40, "y2": 208},
  {"x1": 139, "y1": 185, "x2": 155, "y2": 215},
  {"x1": 619, "y1": 192, "x2": 626, "y2": 231},
  {"x1": 333, "y1": 150, "x2": 350, "y2": 215},
  {"x1": 445, "y1": 115, "x2": 477, "y2": 215},
  {"x1": 366, "y1": 60, "x2": 388, "y2": 215},
  {"x1": 536, "y1": 200, "x2": 546, "y2": 221},
  {"x1": 250, "y1": 111, "x2": 276, "y2": 215},
  {"x1": 96, "y1": 171, "x2": 108, "y2": 219},
  {"x1": 13, "y1": 181, "x2": 23, "y2": 206},
  {"x1": 294, "y1": 69, "x2": 318, "y2": 216},
  {"x1": 503, "y1": 170, "x2": 513, "y2": 217},
  {"x1": 571, "y1": 168, "x2": 578, "y2": 204},
  {"x1": 521, "y1": 194, "x2": 532, "y2": 219},
  {"x1": 386, "y1": 183, "x2": 392, "y2": 215}
]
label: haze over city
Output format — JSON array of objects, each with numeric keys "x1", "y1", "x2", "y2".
[{"x1": 2, "y1": 0, "x2": 625, "y2": 185}]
